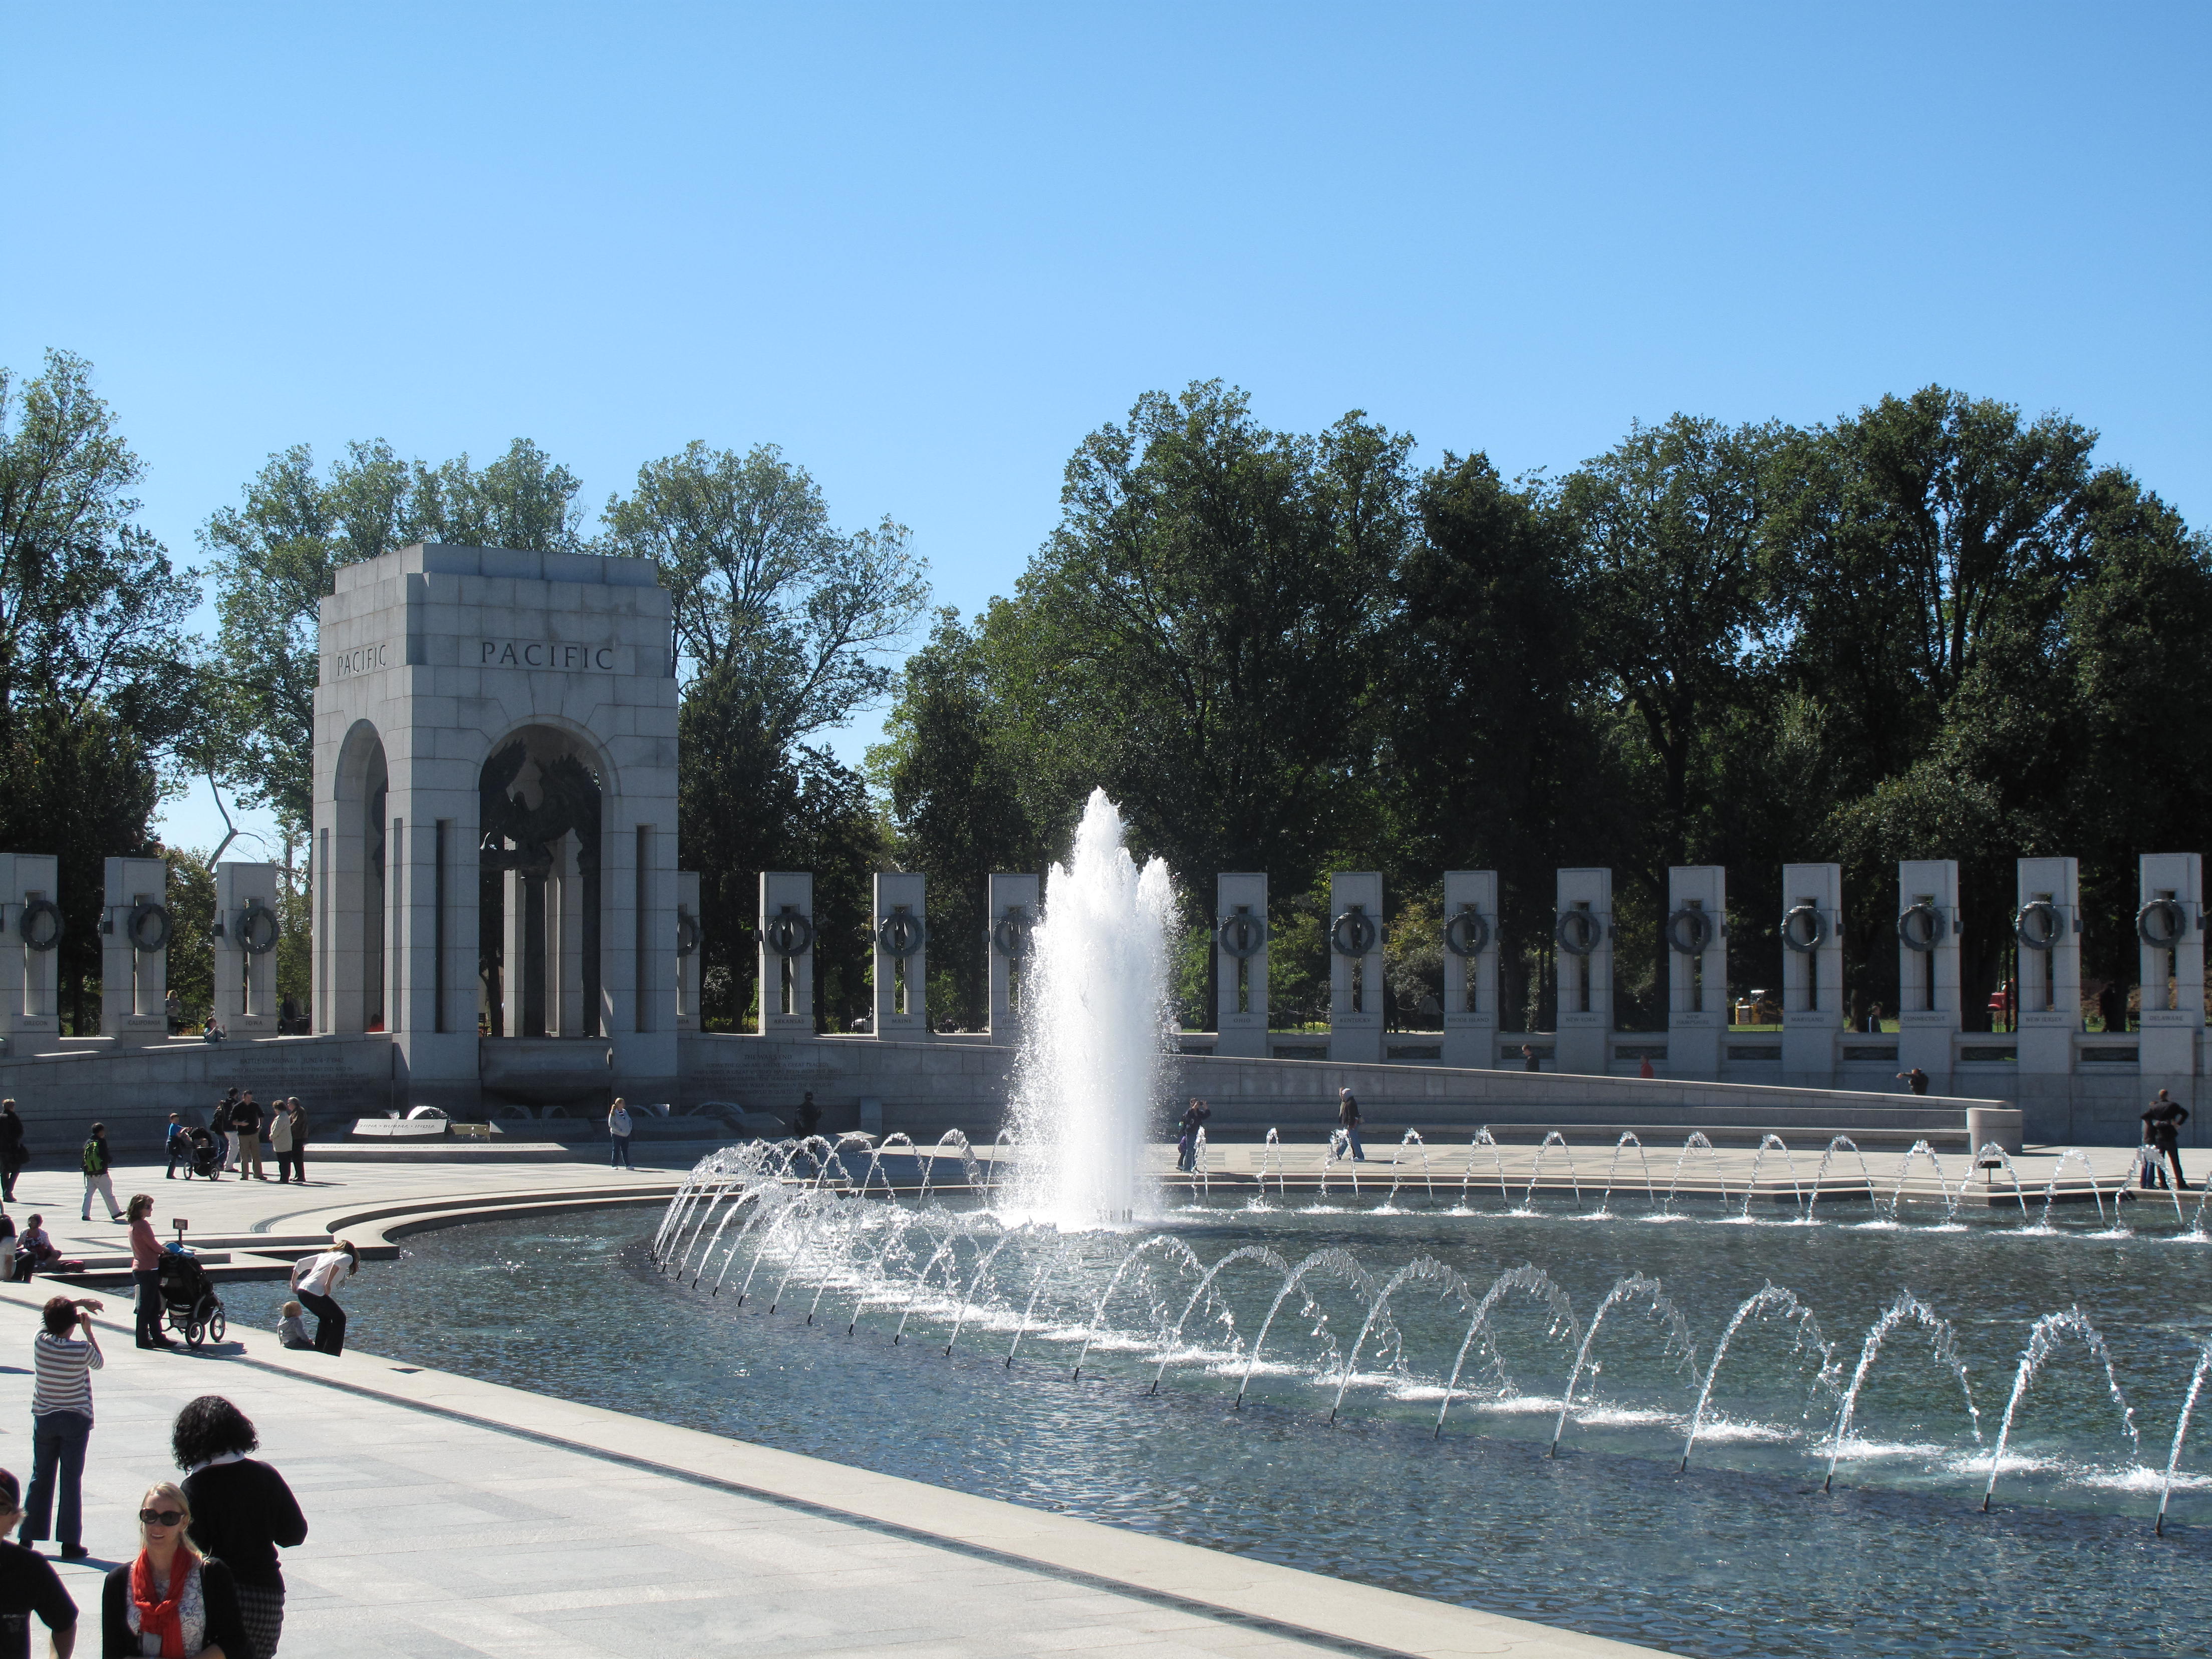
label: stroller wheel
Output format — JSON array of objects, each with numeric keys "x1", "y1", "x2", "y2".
[
  {"x1": 184, "y1": 1320, "x2": 203, "y2": 1350},
  {"x1": 207, "y1": 1305, "x2": 226, "y2": 1344}
]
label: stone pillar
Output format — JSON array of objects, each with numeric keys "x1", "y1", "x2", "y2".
[
  {"x1": 1779, "y1": 863, "x2": 1841, "y2": 1083},
  {"x1": 2015, "y1": 857, "x2": 2080, "y2": 1075},
  {"x1": 0, "y1": 855, "x2": 62, "y2": 1047},
  {"x1": 873, "y1": 871, "x2": 928, "y2": 1038},
  {"x1": 675, "y1": 871, "x2": 701, "y2": 1032},
  {"x1": 756, "y1": 872, "x2": 814, "y2": 1036},
  {"x1": 1896, "y1": 860, "x2": 1961, "y2": 1090},
  {"x1": 1666, "y1": 865, "x2": 1727, "y2": 1079},
  {"x1": 100, "y1": 856, "x2": 169, "y2": 1045},
  {"x1": 1327, "y1": 872, "x2": 1384, "y2": 1063},
  {"x1": 987, "y1": 872, "x2": 1038, "y2": 1048},
  {"x1": 2137, "y1": 853, "x2": 2203, "y2": 1082},
  {"x1": 213, "y1": 862, "x2": 283, "y2": 1037},
  {"x1": 1214, "y1": 873, "x2": 1269, "y2": 1059},
  {"x1": 1554, "y1": 868, "x2": 1612, "y2": 1075},
  {"x1": 1441, "y1": 870, "x2": 1498, "y2": 1069}
]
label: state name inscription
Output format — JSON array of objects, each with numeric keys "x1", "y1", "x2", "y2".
[{"x1": 482, "y1": 640, "x2": 618, "y2": 671}]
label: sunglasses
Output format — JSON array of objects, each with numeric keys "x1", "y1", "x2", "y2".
[{"x1": 139, "y1": 1509, "x2": 185, "y2": 1528}]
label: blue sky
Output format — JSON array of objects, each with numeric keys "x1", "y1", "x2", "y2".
[{"x1": 4, "y1": 4, "x2": 2205, "y2": 857}]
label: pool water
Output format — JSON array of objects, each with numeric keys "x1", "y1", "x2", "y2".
[{"x1": 222, "y1": 1197, "x2": 2212, "y2": 1658}]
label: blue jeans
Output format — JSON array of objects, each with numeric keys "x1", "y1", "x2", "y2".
[
  {"x1": 1340, "y1": 1125, "x2": 1365, "y2": 1161},
  {"x1": 23, "y1": 1411, "x2": 89, "y2": 1548},
  {"x1": 610, "y1": 1135, "x2": 633, "y2": 1169}
]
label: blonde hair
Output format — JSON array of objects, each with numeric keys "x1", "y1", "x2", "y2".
[
  {"x1": 140, "y1": 1481, "x2": 200, "y2": 1555},
  {"x1": 280, "y1": 1300, "x2": 302, "y2": 1317}
]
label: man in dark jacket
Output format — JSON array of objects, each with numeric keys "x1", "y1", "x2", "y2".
[
  {"x1": 2142, "y1": 1089, "x2": 2189, "y2": 1190},
  {"x1": 1335, "y1": 1088, "x2": 1365, "y2": 1162},
  {"x1": 233, "y1": 1093, "x2": 265, "y2": 1181},
  {"x1": 0, "y1": 1100, "x2": 25, "y2": 1203}
]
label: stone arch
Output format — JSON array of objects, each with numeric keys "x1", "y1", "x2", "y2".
[
  {"x1": 477, "y1": 723, "x2": 608, "y2": 1039},
  {"x1": 318, "y1": 720, "x2": 389, "y2": 1034}
]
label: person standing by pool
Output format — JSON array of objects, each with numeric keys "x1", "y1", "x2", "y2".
[
  {"x1": 606, "y1": 1098, "x2": 634, "y2": 1170},
  {"x1": 1176, "y1": 1099, "x2": 1211, "y2": 1172},
  {"x1": 0, "y1": 1101, "x2": 27, "y2": 1204},
  {"x1": 2141, "y1": 1089, "x2": 2189, "y2": 1190},
  {"x1": 22, "y1": 1294, "x2": 102, "y2": 1560},
  {"x1": 0, "y1": 1467, "x2": 76, "y2": 1656},
  {"x1": 1335, "y1": 1088, "x2": 1365, "y2": 1163},
  {"x1": 174, "y1": 1395, "x2": 309, "y2": 1657},
  {"x1": 102, "y1": 1482, "x2": 251, "y2": 1659},
  {"x1": 127, "y1": 1195, "x2": 172, "y2": 1351},
  {"x1": 287, "y1": 1242, "x2": 358, "y2": 1356}
]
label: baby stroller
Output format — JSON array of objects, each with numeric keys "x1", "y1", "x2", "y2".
[
  {"x1": 157, "y1": 1230, "x2": 226, "y2": 1348},
  {"x1": 183, "y1": 1127, "x2": 220, "y2": 1181}
]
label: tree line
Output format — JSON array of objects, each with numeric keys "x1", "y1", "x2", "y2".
[
  {"x1": 874, "y1": 381, "x2": 2210, "y2": 1035},
  {"x1": 3, "y1": 350, "x2": 2200, "y2": 1034}
]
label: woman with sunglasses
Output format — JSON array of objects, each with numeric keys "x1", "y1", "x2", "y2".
[{"x1": 101, "y1": 1482, "x2": 250, "y2": 1658}]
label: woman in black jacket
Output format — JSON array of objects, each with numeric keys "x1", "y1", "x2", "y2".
[
  {"x1": 172, "y1": 1398, "x2": 306, "y2": 1656},
  {"x1": 102, "y1": 1481, "x2": 251, "y2": 1657}
]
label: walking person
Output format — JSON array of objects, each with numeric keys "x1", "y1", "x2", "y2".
[
  {"x1": 2141, "y1": 1088, "x2": 2190, "y2": 1190},
  {"x1": 606, "y1": 1098, "x2": 633, "y2": 1170},
  {"x1": 287, "y1": 1241, "x2": 358, "y2": 1356},
  {"x1": 127, "y1": 1195, "x2": 173, "y2": 1351},
  {"x1": 1176, "y1": 1099, "x2": 1211, "y2": 1173},
  {"x1": 0, "y1": 1467, "x2": 77, "y2": 1657},
  {"x1": 1521, "y1": 1044, "x2": 1541, "y2": 1073},
  {"x1": 232, "y1": 1096, "x2": 264, "y2": 1183},
  {"x1": 101, "y1": 1482, "x2": 252, "y2": 1659},
  {"x1": 174, "y1": 1396, "x2": 308, "y2": 1657},
  {"x1": 280, "y1": 1102, "x2": 306, "y2": 1186},
  {"x1": 22, "y1": 1294, "x2": 103, "y2": 1561},
  {"x1": 0, "y1": 1101, "x2": 26, "y2": 1204},
  {"x1": 1335, "y1": 1088, "x2": 1365, "y2": 1163},
  {"x1": 80, "y1": 1126, "x2": 122, "y2": 1224},
  {"x1": 162, "y1": 1116, "x2": 190, "y2": 1181}
]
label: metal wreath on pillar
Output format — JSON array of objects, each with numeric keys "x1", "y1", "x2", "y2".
[
  {"x1": 756, "y1": 872, "x2": 815, "y2": 1036},
  {"x1": 1441, "y1": 871, "x2": 1498, "y2": 1068},
  {"x1": 1665, "y1": 865, "x2": 1727, "y2": 1081},
  {"x1": 1214, "y1": 873, "x2": 1269, "y2": 1059},
  {"x1": 1778, "y1": 863, "x2": 1842, "y2": 1083},
  {"x1": 2135, "y1": 853, "x2": 2202, "y2": 1082},
  {"x1": 1895, "y1": 860, "x2": 1960, "y2": 1090},
  {"x1": 0, "y1": 856, "x2": 63, "y2": 1046},
  {"x1": 101, "y1": 856, "x2": 170, "y2": 1046},
  {"x1": 987, "y1": 872, "x2": 1039, "y2": 1048},
  {"x1": 1326, "y1": 872, "x2": 1384, "y2": 1063},
  {"x1": 213, "y1": 862, "x2": 283, "y2": 1036},
  {"x1": 872, "y1": 871, "x2": 928, "y2": 1038},
  {"x1": 2014, "y1": 856, "x2": 2081, "y2": 1075},
  {"x1": 1553, "y1": 867, "x2": 1612, "y2": 1075}
]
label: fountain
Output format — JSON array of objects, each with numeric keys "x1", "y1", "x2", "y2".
[{"x1": 1006, "y1": 789, "x2": 1178, "y2": 1225}]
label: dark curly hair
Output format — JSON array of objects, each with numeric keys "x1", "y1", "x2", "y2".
[{"x1": 171, "y1": 1395, "x2": 258, "y2": 1470}]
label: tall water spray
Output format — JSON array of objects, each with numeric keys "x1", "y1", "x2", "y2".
[{"x1": 1009, "y1": 789, "x2": 1178, "y2": 1224}]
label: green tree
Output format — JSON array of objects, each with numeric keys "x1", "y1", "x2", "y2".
[
  {"x1": 996, "y1": 381, "x2": 1411, "y2": 901},
  {"x1": 870, "y1": 609, "x2": 1043, "y2": 1028}
]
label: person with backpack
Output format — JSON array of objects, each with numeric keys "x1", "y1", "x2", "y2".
[
  {"x1": 78, "y1": 1126, "x2": 121, "y2": 1224},
  {"x1": 0, "y1": 1101, "x2": 25, "y2": 1203},
  {"x1": 233, "y1": 1093, "x2": 266, "y2": 1181},
  {"x1": 211, "y1": 1091, "x2": 238, "y2": 1175}
]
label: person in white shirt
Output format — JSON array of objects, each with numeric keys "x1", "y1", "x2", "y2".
[
  {"x1": 286, "y1": 1242, "x2": 358, "y2": 1356},
  {"x1": 607, "y1": 1098, "x2": 634, "y2": 1170}
]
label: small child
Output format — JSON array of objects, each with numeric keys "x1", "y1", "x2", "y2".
[{"x1": 277, "y1": 1300, "x2": 314, "y2": 1349}]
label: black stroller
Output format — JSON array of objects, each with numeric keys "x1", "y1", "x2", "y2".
[
  {"x1": 157, "y1": 1227, "x2": 227, "y2": 1348},
  {"x1": 181, "y1": 1127, "x2": 220, "y2": 1181}
]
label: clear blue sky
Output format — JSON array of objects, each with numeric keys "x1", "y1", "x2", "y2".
[{"x1": 5, "y1": 4, "x2": 2205, "y2": 856}]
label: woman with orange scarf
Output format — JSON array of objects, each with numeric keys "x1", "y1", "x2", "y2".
[{"x1": 100, "y1": 1482, "x2": 251, "y2": 1657}]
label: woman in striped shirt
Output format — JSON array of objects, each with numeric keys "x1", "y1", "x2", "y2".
[{"x1": 22, "y1": 1295, "x2": 102, "y2": 1561}]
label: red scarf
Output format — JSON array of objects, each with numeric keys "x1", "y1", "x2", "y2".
[{"x1": 129, "y1": 1548, "x2": 192, "y2": 1658}]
